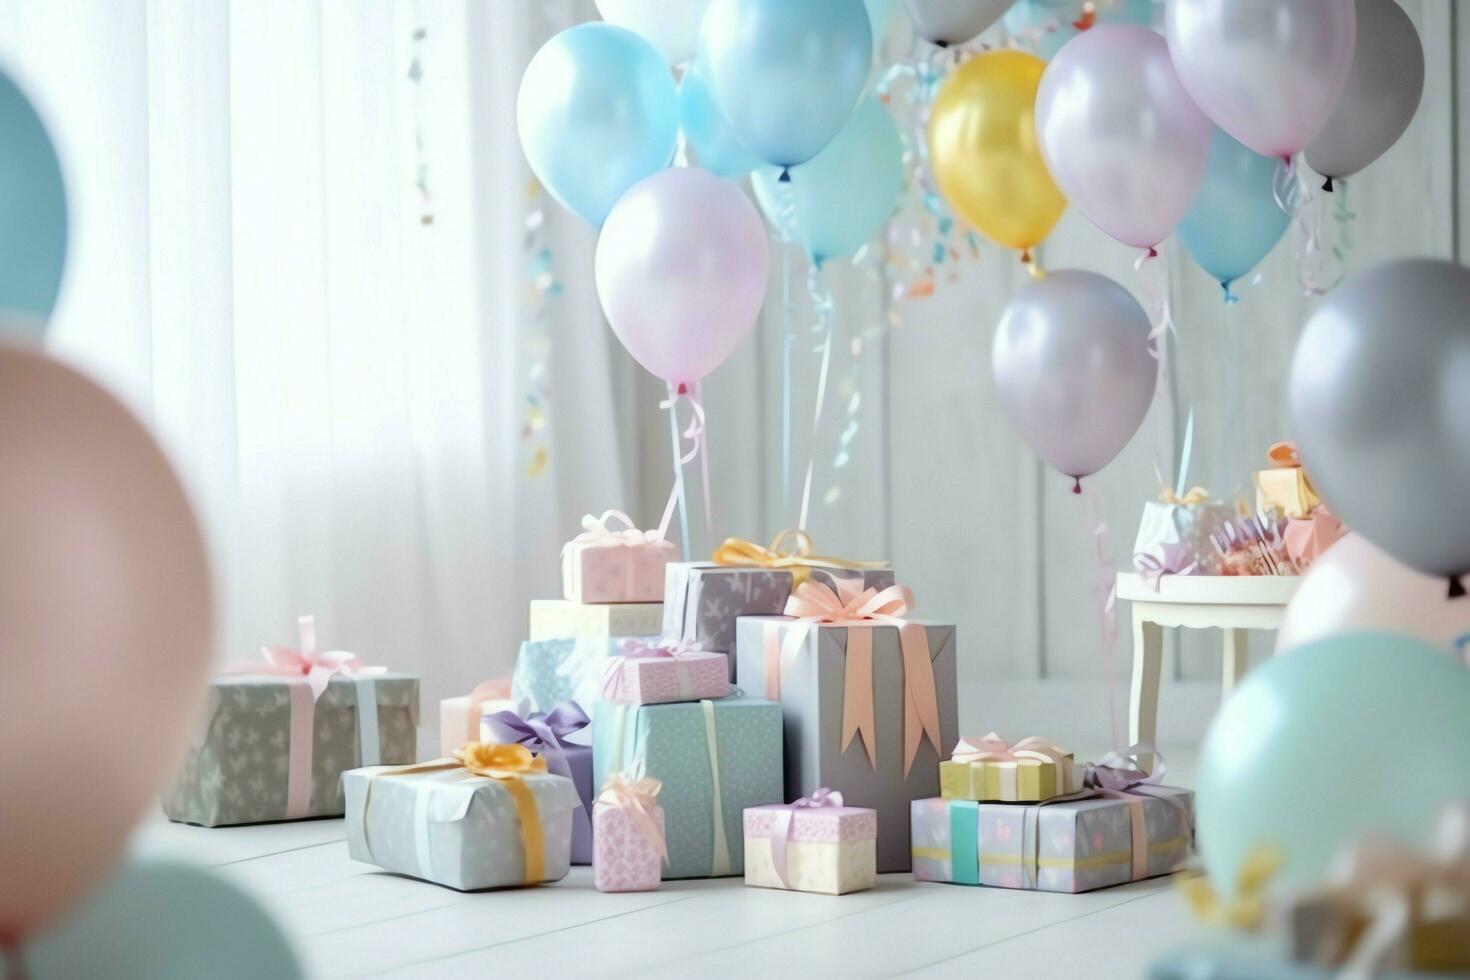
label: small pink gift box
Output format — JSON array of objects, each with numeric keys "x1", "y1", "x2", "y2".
[
  {"x1": 561, "y1": 510, "x2": 676, "y2": 604},
  {"x1": 1283, "y1": 508, "x2": 1347, "y2": 570},
  {"x1": 593, "y1": 773, "x2": 666, "y2": 893},
  {"x1": 600, "y1": 639, "x2": 729, "y2": 706},
  {"x1": 743, "y1": 790, "x2": 877, "y2": 895}
]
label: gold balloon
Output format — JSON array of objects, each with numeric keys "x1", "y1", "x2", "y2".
[{"x1": 928, "y1": 50, "x2": 1066, "y2": 256}]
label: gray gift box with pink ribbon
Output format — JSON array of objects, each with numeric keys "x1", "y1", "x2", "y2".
[{"x1": 733, "y1": 581, "x2": 957, "y2": 873}]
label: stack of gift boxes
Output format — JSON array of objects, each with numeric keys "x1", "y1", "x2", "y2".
[{"x1": 162, "y1": 510, "x2": 1198, "y2": 899}]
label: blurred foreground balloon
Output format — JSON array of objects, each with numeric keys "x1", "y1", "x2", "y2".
[
  {"x1": 0, "y1": 346, "x2": 213, "y2": 945},
  {"x1": 595, "y1": 168, "x2": 768, "y2": 386},
  {"x1": 1197, "y1": 634, "x2": 1470, "y2": 897},
  {"x1": 751, "y1": 96, "x2": 903, "y2": 265},
  {"x1": 595, "y1": 0, "x2": 710, "y2": 65},
  {"x1": 1277, "y1": 535, "x2": 1470, "y2": 662},
  {"x1": 517, "y1": 23, "x2": 678, "y2": 226},
  {"x1": 1290, "y1": 259, "x2": 1470, "y2": 595},
  {"x1": 14, "y1": 858, "x2": 300, "y2": 980},
  {"x1": 1177, "y1": 128, "x2": 1291, "y2": 296},
  {"x1": 992, "y1": 269, "x2": 1156, "y2": 488},
  {"x1": 903, "y1": 0, "x2": 1011, "y2": 47},
  {"x1": 0, "y1": 66, "x2": 68, "y2": 337}
]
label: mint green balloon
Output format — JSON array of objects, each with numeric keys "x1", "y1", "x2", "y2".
[
  {"x1": 20, "y1": 859, "x2": 301, "y2": 979},
  {"x1": 0, "y1": 67, "x2": 67, "y2": 336},
  {"x1": 1197, "y1": 633, "x2": 1470, "y2": 898}
]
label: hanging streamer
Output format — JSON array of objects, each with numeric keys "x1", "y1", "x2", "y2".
[{"x1": 796, "y1": 262, "x2": 836, "y2": 531}]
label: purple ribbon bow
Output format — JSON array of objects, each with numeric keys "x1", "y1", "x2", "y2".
[
  {"x1": 1133, "y1": 542, "x2": 1198, "y2": 590},
  {"x1": 769, "y1": 788, "x2": 845, "y2": 889},
  {"x1": 1082, "y1": 744, "x2": 1193, "y2": 880},
  {"x1": 482, "y1": 701, "x2": 592, "y2": 843}
]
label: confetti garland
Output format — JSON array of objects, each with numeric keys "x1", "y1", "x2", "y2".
[
  {"x1": 520, "y1": 181, "x2": 560, "y2": 478},
  {"x1": 822, "y1": 243, "x2": 888, "y2": 510}
]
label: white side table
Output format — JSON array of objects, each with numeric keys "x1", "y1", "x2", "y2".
[{"x1": 1116, "y1": 572, "x2": 1301, "y2": 771}]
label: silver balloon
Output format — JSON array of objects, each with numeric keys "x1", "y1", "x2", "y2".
[
  {"x1": 992, "y1": 269, "x2": 1157, "y2": 487},
  {"x1": 903, "y1": 0, "x2": 1011, "y2": 46},
  {"x1": 1305, "y1": 0, "x2": 1424, "y2": 188},
  {"x1": 1290, "y1": 259, "x2": 1470, "y2": 596}
]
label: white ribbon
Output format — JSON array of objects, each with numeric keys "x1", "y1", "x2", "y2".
[
  {"x1": 355, "y1": 676, "x2": 381, "y2": 768},
  {"x1": 702, "y1": 698, "x2": 731, "y2": 877}
]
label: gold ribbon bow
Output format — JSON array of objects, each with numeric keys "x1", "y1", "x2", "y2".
[
  {"x1": 1179, "y1": 844, "x2": 1283, "y2": 931},
  {"x1": 1160, "y1": 486, "x2": 1210, "y2": 507},
  {"x1": 712, "y1": 528, "x2": 888, "y2": 587}
]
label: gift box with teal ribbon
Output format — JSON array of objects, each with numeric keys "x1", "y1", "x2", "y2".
[{"x1": 592, "y1": 695, "x2": 783, "y2": 879}]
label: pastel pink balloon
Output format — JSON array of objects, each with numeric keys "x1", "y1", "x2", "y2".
[
  {"x1": 0, "y1": 346, "x2": 213, "y2": 943},
  {"x1": 1277, "y1": 534, "x2": 1470, "y2": 664},
  {"x1": 1036, "y1": 26, "x2": 1211, "y2": 250},
  {"x1": 1167, "y1": 0, "x2": 1356, "y2": 160},
  {"x1": 595, "y1": 167, "x2": 769, "y2": 386}
]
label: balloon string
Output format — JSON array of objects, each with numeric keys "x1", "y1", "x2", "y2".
[
  {"x1": 1081, "y1": 481, "x2": 1122, "y2": 754},
  {"x1": 692, "y1": 380, "x2": 713, "y2": 543},
  {"x1": 797, "y1": 262, "x2": 835, "y2": 532},
  {"x1": 1272, "y1": 154, "x2": 1331, "y2": 296},
  {"x1": 774, "y1": 181, "x2": 799, "y2": 512},
  {"x1": 658, "y1": 384, "x2": 705, "y2": 557}
]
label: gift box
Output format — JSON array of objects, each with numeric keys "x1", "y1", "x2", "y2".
[
  {"x1": 710, "y1": 531, "x2": 895, "y2": 596},
  {"x1": 743, "y1": 790, "x2": 877, "y2": 895},
  {"x1": 343, "y1": 744, "x2": 577, "y2": 891},
  {"x1": 481, "y1": 703, "x2": 594, "y2": 865},
  {"x1": 1255, "y1": 441, "x2": 1321, "y2": 519},
  {"x1": 593, "y1": 772, "x2": 668, "y2": 893},
  {"x1": 528, "y1": 599, "x2": 663, "y2": 642},
  {"x1": 910, "y1": 785, "x2": 1194, "y2": 893},
  {"x1": 661, "y1": 562, "x2": 794, "y2": 658},
  {"x1": 561, "y1": 510, "x2": 677, "y2": 604},
  {"x1": 600, "y1": 639, "x2": 730, "y2": 705},
  {"x1": 1132, "y1": 489, "x2": 1230, "y2": 584},
  {"x1": 938, "y1": 733, "x2": 1081, "y2": 803},
  {"x1": 163, "y1": 617, "x2": 419, "y2": 828},
  {"x1": 734, "y1": 580, "x2": 957, "y2": 873},
  {"x1": 438, "y1": 678, "x2": 512, "y2": 756},
  {"x1": 1282, "y1": 508, "x2": 1347, "y2": 570},
  {"x1": 510, "y1": 636, "x2": 618, "y2": 715},
  {"x1": 593, "y1": 695, "x2": 784, "y2": 879}
]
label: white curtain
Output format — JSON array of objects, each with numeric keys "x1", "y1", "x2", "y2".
[{"x1": 0, "y1": 0, "x2": 646, "y2": 722}]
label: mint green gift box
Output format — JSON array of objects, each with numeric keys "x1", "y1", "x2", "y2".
[{"x1": 593, "y1": 696, "x2": 784, "y2": 879}]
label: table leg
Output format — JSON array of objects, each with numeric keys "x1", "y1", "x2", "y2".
[
  {"x1": 1222, "y1": 628, "x2": 1249, "y2": 695},
  {"x1": 1129, "y1": 613, "x2": 1164, "y2": 774}
]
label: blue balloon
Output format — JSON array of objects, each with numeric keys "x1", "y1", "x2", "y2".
[
  {"x1": 21, "y1": 858, "x2": 302, "y2": 979},
  {"x1": 1005, "y1": 0, "x2": 1155, "y2": 60},
  {"x1": 679, "y1": 60, "x2": 764, "y2": 178},
  {"x1": 1197, "y1": 634, "x2": 1470, "y2": 898},
  {"x1": 516, "y1": 24, "x2": 678, "y2": 226},
  {"x1": 698, "y1": 0, "x2": 872, "y2": 173},
  {"x1": 1176, "y1": 127, "x2": 1290, "y2": 297},
  {"x1": 751, "y1": 96, "x2": 904, "y2": 265},
  {"x1": 864, "y1": 0, "x2": 900, "y2": 58},
  {"x1": 0, "y1": 67, "x2": 67, "y2": 337}
]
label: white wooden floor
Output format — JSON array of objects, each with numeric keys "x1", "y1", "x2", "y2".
[{"x1": 133, "y1": 761, "x2": 1213, "y2": 979}]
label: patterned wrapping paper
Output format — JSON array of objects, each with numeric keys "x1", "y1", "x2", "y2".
[
  {"x1": 938, "y1": 735, "x2": 1082, "y2": 803},
  {"x1": 510, "y1": 636, "x2": 619, "y2": 714},
  {"x1": 733, "y1": 615, "x2": 958, "y2": 873},
  {"x1": 592, "y1": 696, "x2": 784, "y2": 879},
  {"x1": 561, "y1": 511, "x2": 677, "y2": 604},
  {"x1": 593, "y1": 792, "x2": 666, "y2": 893},
  {"x1": 528, "y1": 599, "x2": 663, "y2": 642},
  {"x1": 910, "y1": 787, "x2": 1194, "y2": 893},
  {"x1": 600, "y1": 646, "x2": 730, "y2": 705},
  {"x1": 743, "y1": 803, "x2": 878, "y2": 895},
  {"x1": 164, "y1": 674, "x2": 419, "y2": 827},
  {"x1": 343, "y1": 765, "x2": 577, "y2": 891},
  {"x1": 661, "y1": 563, "x2": 795, "y2": 659}
]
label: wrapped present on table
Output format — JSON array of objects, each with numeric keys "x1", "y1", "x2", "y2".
[
  {"x1": 1256, "y1": 442, "x2": 1321, "y2": 519},
  {"x1": 743, "y1": 789, "x2": 877, "y2": 895},
  {"x1": 561, "y1": 510, "x2": 677, "y2": 605},
  {"x1": 528, "y1": 599, "x2": 663, "y2": 642},
  {"x1": 593, "y1": 771, "x2": 667, "y2": 893},
  {"x1": 734, "y1": 579, "x2": 957, "y2": 873},
  {"x1": 511, "y1": 636, "x2": 620, "y2": 715},
  {"x1": 939, "y1": 733, "x2": 1082, "y2": 803},
  {"x1": 1282, "y1": 507, "x2": 1347, "y2": 571},
  {"x1": 479, "y1": 702, "x2": 594, "y2": 865},
  {"x1": 911, "y1": 747, "x2": 1194, "y2": 893},
  {"x1": 164, "y1": 616, "x2": 419, "y2": 827},
  {"x1": 1213, "y1": 511, "x2": 1301, "y2": 577},
  {"x1": 1133, "y1": 486, "x2": 1231, "y2": 585},
  {"x1": 438, "y1": 677, "x2": 513, "y2": 756},
  {"x1": 600, "y1": 638, "x2": 730, "y2": 705},
  {"x1": 593, "y1": 695, "x2": 784, "y2": 879},
  {"x1": 344, "y1": 743, "x2": 577, "y2": 891}
]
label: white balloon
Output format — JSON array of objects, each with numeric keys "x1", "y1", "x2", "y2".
[{"x1": 596, "y1": 0, "x2": 710, "y2": 65}]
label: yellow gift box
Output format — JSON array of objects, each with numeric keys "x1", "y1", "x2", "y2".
[
  {"x1": 1254, "y1": 441, "x2": 1320, "y2": 519},
  {"x1": 938, "y1": 733, "x2": 1078, "y2": 803}
]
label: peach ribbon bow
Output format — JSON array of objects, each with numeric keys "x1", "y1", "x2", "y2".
[
  {"x1": 596, "y1": 771, "x2": 668, "y2": 863},
  {"x1": 766, "y1": 579, "x2": 941, "y2": 778}
]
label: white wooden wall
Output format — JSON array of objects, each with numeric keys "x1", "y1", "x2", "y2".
[{"x1": 630, "y1": 0, "x2": 1458, "y2": 718}]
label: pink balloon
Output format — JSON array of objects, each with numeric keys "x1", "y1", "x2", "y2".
[
  {"x1": 595, "y1": 167, "x2": 769, "y2": 386},
  {"x1": 1277, "y1": 534, "x2": 1470, "y2": 664},
  {"x1": 1036, "y1": 26, "x2": 1211, "y2": 250},
  {"x1": 0, "y1": 346, "x2": 213, "y2": 943},
  {"x1": 1167, "y1": 0, "x2": 1356, "y2": 160}
]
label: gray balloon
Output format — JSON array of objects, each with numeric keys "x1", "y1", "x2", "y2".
[
  {"x1": 903, "y1": 0, "x2": 1011, "y2": 46},
  {"x1": 992, "y1": 269, "x2": 1157, "y2": 488},
  {"x1": 1290, "y1": 259, "x2": 1470, "y2": 596},
  {"x1": 1305, "y1": 0, "x2": 1424, "y2": 188}
]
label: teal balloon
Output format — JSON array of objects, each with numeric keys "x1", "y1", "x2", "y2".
[
  {"x1": 516, "y1": 24, "x2": 678, "y2": 226},
  {"x1": 1177, "y1": 127, "x2": 1290, "y2": 295},
  {"x1": 679, "y1": 60, "x2": 764, "y2": 178},
  {"x1": 1197, "y1": 634, "x2": 1470, "y2": 898},
  {"x1": 19, "y1": 858, "x2": 301, "y2": 979},
  {"x1": 751, "y1": 96, "x2": 904, "y2": 265},
  {"x1": 1005, "y1": 0, "x2": 1155, "y2": 60},
  {"x1": 698, "y1": 0, "x2": 872, "y2": 171},
  {"x1": 0, "y1": 67, "x2": 67, "y2": 337}
]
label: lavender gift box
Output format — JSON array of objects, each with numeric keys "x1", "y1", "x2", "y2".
[{"x1": 482, "y1": 703, "x2": 595, "y2": 865}]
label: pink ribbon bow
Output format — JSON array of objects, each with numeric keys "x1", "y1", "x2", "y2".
[
  {"x1": 768, "y1": 788, "x2": 846, "y2": 889},
  {"x1": 765, "y1": 578, "x2": 942, "y2": 778},
  {"x1": 952, "y1": 733, "x2": 1069, "y2": 766},
  {"x1": 596, "y1": 771, "x2": 668, "y2": 863},
  {"x1": 1132, "y1": 541, "x2": 1200, "y2": 590}
]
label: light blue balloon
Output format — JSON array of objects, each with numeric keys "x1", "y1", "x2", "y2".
[
  {"x1": 20, "y1": 858, "x2": 302, "y2": 979},
  {"x1": 0, "y1": 67, "x2": 67, "y2": 337},
  {"x1": 1197, "y1": 634, "x2": 1470, "y2": 898},
  {"x1": 1005, "y1": 0, "x2": 1155, "y2": 60},
  {"x1": 679, "y1": 59, "x2": 764, "y2": 178},
  {"x1": 1176, "y1": 127, "x2": 1290, "y2": 296},
  {"x1": 698, "y1": 0, "x2": 872, "y2": 172},
  {"x1": 751, "y1": 96, "x2": 904, "y2": 265},
  {"x1": 516, "y1": 23, "x2": 678, "y2": 226}
]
